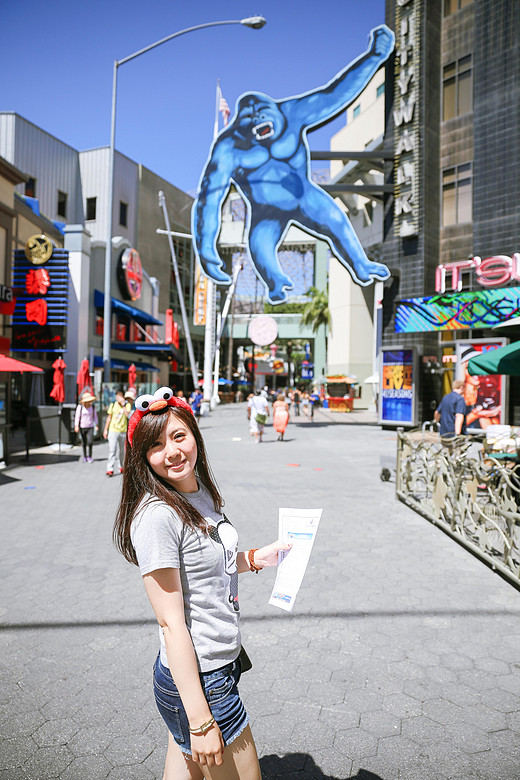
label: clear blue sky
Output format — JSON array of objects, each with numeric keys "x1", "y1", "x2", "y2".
[{"x1": 1, "y1": 0, "x2": 384, "y2": 195}]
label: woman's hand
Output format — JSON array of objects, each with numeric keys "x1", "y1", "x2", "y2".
[
  {"x1": 190, "y1": 722, "x2": 225, "y2": 767},
  {"x1": 255, "y1": 540, "x2": 293, "y2": 568},
  {"x1": 74, "y1": 426, "x2": 79, "y2": 433}
]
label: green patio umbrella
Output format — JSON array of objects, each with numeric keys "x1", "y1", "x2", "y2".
[{"x1": 467, "y1": 340, "x2": 520, "y2": 376}]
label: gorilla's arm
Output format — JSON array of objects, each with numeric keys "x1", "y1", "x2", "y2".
[
  {"x1": 192, "y1": 137, "x2": 236, "y2": 280},
  {"x1": 282, "y1": 25, "x2": 394, "y2": 129}
]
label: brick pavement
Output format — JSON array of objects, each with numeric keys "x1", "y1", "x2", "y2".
[{"x1": 1, "y1": 403, "x2": 520, "y2": 779}]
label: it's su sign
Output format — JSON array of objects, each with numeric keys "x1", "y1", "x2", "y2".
[{"x1": 436, "y1": 254, "x2": 520, "y2": 293}]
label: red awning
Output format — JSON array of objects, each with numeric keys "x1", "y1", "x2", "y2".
[{"x1": 0, "y1": 354, "x2": 43, "y2": 372}]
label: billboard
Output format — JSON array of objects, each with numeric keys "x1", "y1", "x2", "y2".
[
  {"x1": 455, "y1": 340, "x2": 506, "y2": 431},
  {"x1": 380, "y1": 348, "x2": 417, "y2": 426}
]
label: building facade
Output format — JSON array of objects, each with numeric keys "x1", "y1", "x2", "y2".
[{"x1": 381, "y1": 0, "x2": 520, "y2": 425}]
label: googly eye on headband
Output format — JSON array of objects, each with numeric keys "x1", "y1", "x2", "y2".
[{"x1": 127, "y1": 386, "x2": 194, "y2": 446}]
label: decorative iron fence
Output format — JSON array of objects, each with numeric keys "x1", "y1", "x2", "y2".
[{"x1": 396, "y1": 429, "x2": 520, "y2": 589}]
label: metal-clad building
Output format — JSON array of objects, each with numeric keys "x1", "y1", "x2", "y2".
[
  {"x1": 0, "y1": 113, "x2": 83, "y2": 225},
  {"x1": 79, "y1": 147, "x2": 139, "y2": 247}
]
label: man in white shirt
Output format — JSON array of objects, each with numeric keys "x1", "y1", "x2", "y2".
[{"x1": 248, "y1": 390, "x2": 269, "y2": 443}]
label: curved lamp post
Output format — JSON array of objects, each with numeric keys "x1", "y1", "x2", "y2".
[{"x1": 103, "y1": 16, "x2": 267, "y2": 381}]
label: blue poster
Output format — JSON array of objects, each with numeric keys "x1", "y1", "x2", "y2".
[{"x1": 381, "y1": 349, "x2": 414, "y2": 425}]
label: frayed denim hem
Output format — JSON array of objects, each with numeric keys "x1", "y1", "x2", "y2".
[{"x1": 175, "y1": 714, "x2": 250, "y2": 758}]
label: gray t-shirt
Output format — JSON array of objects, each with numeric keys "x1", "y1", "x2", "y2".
[{"x1": 130, "y1": 484, "x2": 240, "y2": 672}]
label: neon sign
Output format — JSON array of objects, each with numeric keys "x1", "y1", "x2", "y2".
[{"x1": 435, "y1": 254, "x2": 520, "y2": 293}]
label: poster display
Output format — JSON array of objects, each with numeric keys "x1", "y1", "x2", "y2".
[
  {"x1": 455, "y1": 340, "x2": 506, "y2": 431},
  {"x1": 380, "y1": 347, "x2": 417, "y2": 426}
]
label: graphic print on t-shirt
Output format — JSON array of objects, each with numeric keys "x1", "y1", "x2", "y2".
[{"x1": 208, "y1": 516, "x2": 239, "y2": 612}]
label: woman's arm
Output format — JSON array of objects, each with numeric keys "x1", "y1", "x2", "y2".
[
  {"x1": 103, "y1": 413, "x2": 111, "y2": 439},
  {"x1": 237, "y1": 540, "x2": 292, "y2": 574},
  {"x1": 143, "y1": 568, "x2": 225, "y2": 767}
]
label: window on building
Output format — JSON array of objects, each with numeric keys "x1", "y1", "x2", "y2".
[
  {"x1": 376, "y1": 83, "x2": 385, "y2": 98},
  {"x1": 86, "y1": 197, "x2": 97, "y2": 221},
  {"x1": 443, "y1": 56, "x2": 472, "y2": 120},
  {"x1": 353, "y1": 104, "x2": 361, "y2": 119},
  {"x1": 57, "y1": 190, "x2": 67, "y2": 219},
  {"x1": 119, "y1": 201, "x2": 128, "y2": 227},
  {"x1": 25, "y1": 177, "x2": 36, "y2": 198},
  {"x1": 444, "y1": 0, "x2": 473, "y2": 15},
  {"x1": 442, "y1": 163, "x2": 472, "y2": 226}
]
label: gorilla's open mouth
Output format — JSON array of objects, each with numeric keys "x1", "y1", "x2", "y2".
[{"x1": 252, "y1": 121, "x2": 274, "y2": 140}]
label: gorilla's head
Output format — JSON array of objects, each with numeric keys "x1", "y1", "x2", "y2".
[{"x1": 232, "y1": 92, "x2": 286, "y2": 145}]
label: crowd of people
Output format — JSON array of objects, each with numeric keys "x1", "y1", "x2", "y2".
[{"x1": 246, "y1": 386, "x2": 320, "y2": 443}]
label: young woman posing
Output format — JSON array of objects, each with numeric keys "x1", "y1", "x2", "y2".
[{"x1": 113, "y1": 387, "x2": 290, "y2": 780}]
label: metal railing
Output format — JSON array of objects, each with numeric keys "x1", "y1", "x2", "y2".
[{"x1": 396, "y1": 428, "x2": 520, "y2": 589}]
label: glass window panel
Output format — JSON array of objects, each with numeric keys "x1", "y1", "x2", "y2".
[
  {"x1": 443, "y1": 79, "x2": 456, "y2": 120},
  {"x1": 458, "y1": 163, "x2": 472, "y2": 175},
  {"x1": 459, "y1": 55, "x2": 472, "y2": 72},
  {"x1": 376, "y1": 83, "x2": 385, "y2": 98},
  {"x1": 444, "y1": 0, "x2": 456, "y2": 15},
  {"x1": 353, "y1": 104, "x2": 361, "y2": 118},
  {"x1": 443, "y1": 168, "x2": 456, "y2": 185},
  {"x1": 458, "y1": 70, "x2": 472, "y2": 114},
  {"x1": 443, "y1": 63, "x2": 456, "y2": 78},
  {"x1": 443, "y1": 183, "x2": 456, "y2": 226},
  {"x1": 460, "y1": 0, "x2": 473, "y2": 7},
  {"x1": 86, "y1": 197, "x2": 97, "y2": 221},
  {"x1": 458, "y1": 179, "x2": 472, "y2": 223}
]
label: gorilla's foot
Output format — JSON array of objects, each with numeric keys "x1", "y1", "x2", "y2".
[
  {"x1": 355, "y1": 261, "x2": 390, "y2": 283},
  {"x1": 204, "y1": 264, "x2": 232, "y2": 284},
  {"x1": 268, "y1": 276, "x2": 294, "y2": 304}
]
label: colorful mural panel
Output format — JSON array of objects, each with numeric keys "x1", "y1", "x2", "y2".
[{"x1": 395, "y1": 287, "x2": 520, "y2": 333}]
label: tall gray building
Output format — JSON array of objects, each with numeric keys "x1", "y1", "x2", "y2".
[{"x1": 382, "y1": 0, "x2": 520, "y2": 424}]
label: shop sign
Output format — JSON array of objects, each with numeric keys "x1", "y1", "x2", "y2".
[
  {"x1": 393, "y1": 0, "x2": 419, "y2": 237},
  {"x1": 11, "y1": 248, "x2": 69, "y2": 352},
  {"x1": 455, "y1": 340, "x2": 506, "y2": 430},
  {"x1": 435, "y1": 254, "x2": 520, "y2": 293},
  {"x1": 395, "y1": 286, "x2": 520, "y2": 333},
  {"x1": 380, "y1": 347, "x2": 416, "y2": 426},
  {"x1": 0, "y1": 284, "x2": 16, "y2": 315},
  {"x1": 24, "y1": 234, "x2": 54, "y2": 265},
  {"x1": 118, "y1": 248, "x2": 143, "y2": 301},
  {"x1": 193, "y1": 263, "x2": 208, "y2": 326}
]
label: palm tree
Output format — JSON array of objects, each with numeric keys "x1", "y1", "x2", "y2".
[{"x1": 300, "y1": 286, "x2": 332, "y2": 335}]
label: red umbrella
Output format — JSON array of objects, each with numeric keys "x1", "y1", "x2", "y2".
[
  {"x1": 0, "y1": 354, "x2": 43, "y2": 373},
  {"x1": 49, "y1": 357, "x2": 66, "y2": 404},
  {"x1": 128, "y1": 363, "x2": 137, "y2": 389},
  {"x1": 76, "y1": 358, "x2": 92, "y2": 395}
]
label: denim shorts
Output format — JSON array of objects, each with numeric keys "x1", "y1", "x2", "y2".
[{"x1": 153, "y1": 654, "x2": 249, "y2": 756}]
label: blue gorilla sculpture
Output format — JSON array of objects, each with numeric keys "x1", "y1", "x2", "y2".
[{"x1": 192, "y1": 25, "x2": 395, "y2": 303}]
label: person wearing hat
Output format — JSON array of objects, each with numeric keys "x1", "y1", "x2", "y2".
[
  {"x1": 74, "y1": 391, "x2": 98, "y2": 463},
  {"x1": 125, "y1": 388, "x2": 137, "y2": 410},
  {"x1": 104, "y1": 388, "x2": 132, "y2": 476}
]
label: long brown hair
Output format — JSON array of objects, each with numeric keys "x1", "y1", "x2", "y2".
[{"x1": 113, "y1": 406, "x2": 223, "y2": 565}]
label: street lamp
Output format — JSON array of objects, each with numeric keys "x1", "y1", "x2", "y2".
[{"x1": 102, "y1": 16, "x2": 267, "y2": 382}]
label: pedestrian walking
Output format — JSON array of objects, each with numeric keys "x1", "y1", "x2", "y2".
[
  {"x1": 434, "y1": 379, "x2": 467, "y2": 440},
  {"x1": 113, "y1": 387, "x2": 290, "y2": 779},
  {"x1": 190, "y1": 388, "x2": 203, "y2": 421},
  {"x1": 74, "y1": 390, "x2": 98, "y2": 462},
  {"x1": 103, "y1": 388, "x2": 131, "y2": 476},
  {"x1": 293, "y1": 388, "x2": 301, "y2": 416},
  {"x1": 248, "y1": 389, "x2": 269, "y2": 443},
  {"x1": 125, "y1": 387, "x2": 137, "y2": 410},
  {"x1": 310, "y1": 390, "x2": 320, "y2": 421},
  {"x1": 301, "y1": 391, "x2": 311, "y2": 417},
  {"x1": 272, "y1": 393, "x2": 290, "y2": 441}
]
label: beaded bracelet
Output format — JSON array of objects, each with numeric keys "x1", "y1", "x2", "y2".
[{"x1": 248, "y1": 548, "x2": 263, "y2": 573}]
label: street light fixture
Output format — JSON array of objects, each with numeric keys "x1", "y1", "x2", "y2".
[{"x1": 102, "y1": 16, "x2": 267, "y2": 382}]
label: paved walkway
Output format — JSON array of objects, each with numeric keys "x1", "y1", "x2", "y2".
[{"x1": 1, "y1": 404, "x2": 519, "y2": 779}]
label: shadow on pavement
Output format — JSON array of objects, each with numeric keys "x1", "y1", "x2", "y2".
[
  {"x1": 0, "y1": 472, "x2": 21, "y2": 485},
  {"x1": 260, "y1": 753, "x2": 385, "y2": 779},
  {"x1": 7, "y1": 453, "x2": 80, "y2": 467}
]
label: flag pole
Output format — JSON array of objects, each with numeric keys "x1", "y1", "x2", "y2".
[{"x1": 201, "y1": 81, "x2": 220, "y2": 415}]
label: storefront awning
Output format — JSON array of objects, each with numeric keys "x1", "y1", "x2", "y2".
[
  {"x1": 93, "y1": 356, "x2": 160, "y2": 373},
  {"x1": 111, "y1": 341, "x2": 180, "y2": 360},
  {"x1": 0, "y1": 354, "x2": 44, "y2": 372},
  {"x1": 94, "y1": 289, "x2": 163, "y2": 327}
]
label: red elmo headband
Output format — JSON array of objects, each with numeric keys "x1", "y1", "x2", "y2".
[{"x1": 127, "y1": 386, "x2": 194, "y2": 446}]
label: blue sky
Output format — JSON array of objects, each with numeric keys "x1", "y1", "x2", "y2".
[{"x1": 1, "y1": 0, "x2": 384, "y2": 194}]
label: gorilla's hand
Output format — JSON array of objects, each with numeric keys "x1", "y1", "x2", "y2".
[{"x1": 368, "y1": 24, "x2": 395, "y2": 61}]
